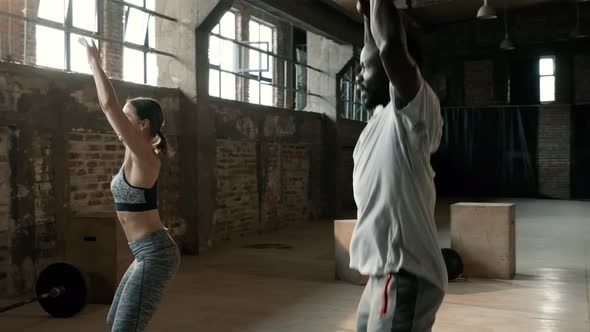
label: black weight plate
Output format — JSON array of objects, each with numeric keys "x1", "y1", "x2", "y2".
[{"x1": 36, "y1": 263, "x2": 88, "y2": 318}]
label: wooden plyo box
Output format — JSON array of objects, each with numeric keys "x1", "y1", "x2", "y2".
[
  {"x1": 451, "y1": 203, "x2": 516, "y2": 279},
  {"x1": 334, "y1": 220, "x2": 369, "y2": 285},
  {"x1": 66, "y1": 214, "x2": 133, "y2": 304}
]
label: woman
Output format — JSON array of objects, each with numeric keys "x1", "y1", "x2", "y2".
[{"x1": 80, "y1": 38, "x2": 180, "y2": 332}]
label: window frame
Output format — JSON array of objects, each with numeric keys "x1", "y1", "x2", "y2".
[
  {"x1": 208, "y1": 10, "x2": 238, "y2": 100},
  {"x1": 208, "y1": 10, "x2": 277, "y2": 106},
  {"x1": 337, "y1": 57, "x2": 370, "y2": 122},
  {"x1": 123, "y1": 0, "x2": 157, "y2": 85},
  {"x1": 2, "y1": 0, "x2": 176, "y2": 85},
  {"x1": 36, "y1": 0, "x2": 100, "y2": 72},
  {"x1": 539, "y1": 55, "x2": 556, "y2": 104},
  {"x1": 245, "y1": 18, "x2": 275, "y2": 106}
]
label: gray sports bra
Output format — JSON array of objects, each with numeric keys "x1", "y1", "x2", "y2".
[{"x1": 110, "y1": 166, "x2": 158, "y2": 212}]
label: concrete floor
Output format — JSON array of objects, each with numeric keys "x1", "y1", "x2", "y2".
[{"x1": 3, "y1": 198, "x2": 590, "y2": 331}]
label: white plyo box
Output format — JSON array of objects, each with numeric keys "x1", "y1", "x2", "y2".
[{"x1": 451, "y1": 203, "x2": 516, "y2": 279}]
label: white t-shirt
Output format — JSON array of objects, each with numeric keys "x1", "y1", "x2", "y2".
[{"x1": 349, "y1": 77, "x2": 447, "y2": 291}]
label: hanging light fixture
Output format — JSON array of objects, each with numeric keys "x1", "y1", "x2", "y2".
[
  {"x1": 500, "y1": 36, "x2": 516, "y2": 50},
  {"x1": 570, "y1": 0, "x2": 588, "y2": 39},
  {"x1": 477, "y1": 0, "x2": 497, "y2": 20},
  {"x1": 500, "y1": 4, "x2": 515, "y2": 50}
]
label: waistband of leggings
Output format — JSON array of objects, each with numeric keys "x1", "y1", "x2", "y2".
[{"x1": 128, "y1": 227, "x2": 173, "y2": 249}]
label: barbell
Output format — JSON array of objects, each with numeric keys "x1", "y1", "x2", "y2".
[{"x1": 0, "y1": 262, "x2": 88, "y2": 318}]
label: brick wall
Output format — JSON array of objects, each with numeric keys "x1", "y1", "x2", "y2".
[
  {"x1": 67, "y1": 125, "x2": 185, "y2": 242},
  {"x1": 32, "y1": 132, "x2": 57, "y2": 272},
  {"x1": 102, "y1": 0, "x2": 124, "y2": 79},
  {"x1": 537, "y1": 106, "x2": 571, "y2": 199},
  {"x1": 67, "y1": 130, "x2": 183, "y2": 223},
  {"x1": 214, "y1": 139, "x2": 312, "y2": 242},
  {"x1": 67, "y1": 130, "x2": 184, "y2": 240},
  {"x1": 259, "y1": 143, "x2": 280, "y2": 230},
  {"x1": 211, "y1": 99, "x2": 323, "y2": 244},
  {"x1": 214, "y1": 140, "x2": 259, "y2": 241},
  {"x1": 33, "y1": 133, "x2": 54, "y2": 224},
  {"x1": 0, "y1": 128, "x2": 11, "y2": 294},
  {"x1": 258, "y1": 143, "x2": 311, "y2": 231},
  {"x1": 575, "y1": 55, "x2": 590, "y2": 104},
  {"x1": 464, "y1": 60, "x2": 494, "y2": 106},
  {"x1": 157, "y1": 135, "x2": 185, "y2": 241},
  {"x1": 0, "y1": 68, "x2": 37, "y2": 112},
  {"x1": 68, "y1": 130, "x2": 125, "y2": 215},
  {"x1": 277, "y1": 144, "x2": 309, "y2": 225},
  {"x1": 0, "y1": 0, "x2": 38, "y2": 64}
]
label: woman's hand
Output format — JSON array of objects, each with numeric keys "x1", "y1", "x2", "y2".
[{"x1": 78, "y1": 37, "x2": 100, "y2": 66}]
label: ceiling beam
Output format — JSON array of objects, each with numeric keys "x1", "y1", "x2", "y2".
[
  {"x1": 318, "y1": 0, "x2": 363, "y2": 24},
  {"x1": 241, "y1": 0, "x2": 364, "y2": 47}
]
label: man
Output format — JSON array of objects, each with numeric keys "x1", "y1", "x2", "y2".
[{"x1": 349, "y1": 1, "x2": 447, "y2": 331}]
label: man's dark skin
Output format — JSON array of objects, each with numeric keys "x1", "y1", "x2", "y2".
[{"x1": 355, "y1": 0, "x2": 421, "y2": 110}]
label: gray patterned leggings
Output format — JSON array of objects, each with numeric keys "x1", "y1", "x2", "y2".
[{"x1": 107, "y1": 228, "x2": 180, "y2": 332}]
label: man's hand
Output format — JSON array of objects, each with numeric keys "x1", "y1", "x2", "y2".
[{"x1": 357, "y1": 0, "x2": 369, "y2": 16}]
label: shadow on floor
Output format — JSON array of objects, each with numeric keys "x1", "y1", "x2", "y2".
[{"x1": 446, "y1": 278, "x2": 529, "y2": 296}]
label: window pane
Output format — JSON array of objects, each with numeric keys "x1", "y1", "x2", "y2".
[
  {"x1": 540, "y1": 76, "x2": 555, "y2": 102},
  {"x1": 209, "y1": 69, "x2": 220, "y2": 97},
  {"x1": 148, "y1": 15, "x2": 156, "y2": 48},
  {"x1": 209, "y1": 36, "x2": 234, "y2": 70},
  {"x1": 35, "y1": 26, "x2": 65, "y2": 70},
  {"x1": 539, "y1": 57, "x2": 554, "y2": 76},
  {"x1": 125, "y1": 8, "x2": 150, "y2": 45},
  {"x1": 260, "y1": 82, "x2": 273, "y2": 106},
  {"x1": 209, "y1": 35, "x2": 221, "y2": 66},
  {"x1": 262, "y1": 67, "x2": 272, "y2": 79},
  {"x1": 249, "y1": 21, "x2": 259, "y2": 42},
  {"x1": 146, "y1": 0, "x2": 155, "y2": 11},
  {"x1": 219, "y1": 40, "x2": 234, "y2": 71},
  {"x1": 123, "y1": 47, "x2": 145, "y2": 84},
  {"x1": 125, "y1": 0, "x2": 143, "y2": 6},
  {"x1": 220, "y1": 72, "x2": 236, "y2": 100},
  {"x1": 247, "y1": 43, "x2": 268, "y2": 72},
  {"x1": 38, "y1": 0, "x2": 67, "y2": 24},
  {"x1": 260, "y1": 25, "x2": 272, "y2": 46},
  {"x1": 70, "y1": 35, "x2": 97, "y2": 74},
  {"x1": 249, "y1": 48, "x2": 261, "y2": 72},
  {"x1": 262, "y1": 46, "x2": 272, "y2": 79},
  {"x1": 147, "y1": 53, "x2": 158, "y2": 86},
  {"x1": 249, "y1": 79, "x2": 260, "y2": 104},
  {"x1": 73, "y1": 0, "x2": 97, "y2": 32},
  {"x1": 212, "y1": 24, "x2": 220, "y2": 35},
  {"x1": 348, "y1": 102, "x2": 354, "y2": 119},
  {"x1": 220, "y1": 12, "x2": 235, "y2": 39}
]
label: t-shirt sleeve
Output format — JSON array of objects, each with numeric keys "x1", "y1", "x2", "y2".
[{"x1": 390, "y1": 77, "x2": 443, "y2": 154}]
